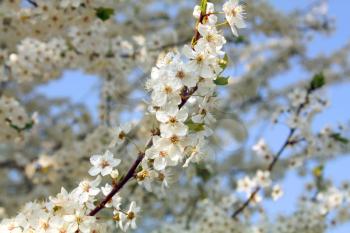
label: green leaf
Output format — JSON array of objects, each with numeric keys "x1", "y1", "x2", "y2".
[
  {"x1": 195, "y1": 163, "x2": 211, "y2": 182},
  {"x1": 219, "y1": 54, "x2": 229, "y2": 69},
  {"x1": 313, "y1": 165, "x2": 327, "y2": 192},
  {"x1": 6, "y1": 118, "x2": 34, "y2": 133},
  {"x1": 95, "y1": 8, "x2": 114, "y2": 21},
  {"x1": 312, "y1": 165, "x2": 324, "y2": 178},
  {"x1": 310, "y1": 72, "x2": 325, "y2": 91},
  {"x1": 234, "y1": 35, "x2": 246, "y2": 44},
  {"x1": 330, "y1": 133, "x2": 349, "y2": 144},
  {"x1": 213, "y1": 76, "x2": 229, "y2": 85},
  {"x1": 185, "y1": 119, "x2": 205, "y2": 132}
]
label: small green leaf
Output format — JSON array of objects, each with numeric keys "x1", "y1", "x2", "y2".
[
  {"x1": 219, "y1": 54, "x2": 229, "y2": 69},
  {"x1": 330, "y1": 133, "x2": 348, "y2": 144},
  {"x1": 213, "y1": 76, "x2": 229, "y2": 85},
  {"x1": 95, "y1": 8, "x2": 114, "y2": 21},
  {"x1": 313, "y1": 165, "x2": 327, "y2": 192},
  {"x1": 310, "y1": 72, "x2": 325, "y2": 91},
  {"x1": 234, "y1": 35, "x2": 246, "y2": 44},
  {"x1": 6, "y1": 118, "x2": 34, "y2": 133},
  {"x1": 195, "y1": 163, "x2": 211, "y2": 182},
  {"x1": 312, "y1": 165, "x2": 324, "y2": 178},
  {"x1": 185, "y1": 119, "x2": 205, "y2": 132}
]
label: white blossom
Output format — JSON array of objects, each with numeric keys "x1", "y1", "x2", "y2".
[
  {"x1": 88, "y1": 150, "x2": 121, "y2": 177},
  {"x1": 223, "y1": 0, "x2": 246, "y2": 36}
]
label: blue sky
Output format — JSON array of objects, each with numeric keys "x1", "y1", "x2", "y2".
[
  {"x1": 262, "y1": 1, "x2": 350, "y2": 232},
  {"x1": 35, "y1": 1, "x2": 350, "y2": 231}
]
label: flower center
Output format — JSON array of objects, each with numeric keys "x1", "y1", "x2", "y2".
[
  {"x1": 195, "y1": 55, "x2": 204, "y2": 64},
  {"x1": 231, "y1": 8, "x2": 237, "y2": 17},
  {"x1": 159, "y1": 151, "x2": 168, "y2": 157},
  {"x1": 40, "y1": 221, "x2": 49, "y2": 230},
  {"x1": 100, "y1": 160, "x2": 110, "y2": 168},
  {"x1": 137, "y1": 170, "x2": 149, "y2": 181},
  {"x1": 127, "y1": 211, "x2": 135, "y2": 220},
  {"x1": 176, "y1": 70, "x2": 185, "y2": 79},
  {"x1": 118, "y1": 131, "x2": 126, "y2": 140},
  {"x1": 76, "y1": 216, "x2": 83, "y2": 224},
  {"x1": 164, "y1": 86, "x2": 173, "y2": 94},
  {"x1": 158, "y1": 172, "x2": 165, "y2": 181},
  {"x1": 113, "y1": 213, "x2": 121, "y2": 221},
  {"x1": 82, "y1": 182, "x2": 90, "y2": 192},
  {"x1": 206, "y1": 34, "x2": 214, "y2": 42},
  {"x1": 169, "y1": 117, "x2": 177, "y2": 124},
  {"x1": 170, "y1": 135, "x2": 180, "y2": 144}
]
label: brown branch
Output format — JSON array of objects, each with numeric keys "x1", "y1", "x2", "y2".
[
  {"x1": 0, "y1": 160, "x2": 25, "y2": 170},
  {"x1": 232, "y1": 88, "x2": 314, "y2": 218},
  {"x1": 26, "y1": 0, "x2": 38, "y2": 7},
  {"x1": 89, "y1": 150, "x2": 147, "y2": 216}
]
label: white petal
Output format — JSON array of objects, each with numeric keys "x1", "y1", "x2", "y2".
[
  {"x1": 182, "y1": 45, "x2": 195, "y2": 59},
  {"x1": 88, "y1": 167, "x2": 101, "y2": 176},
  {"x1": 90, "y1": 155, "x2": 100, "y2": 165},
  {"x1": 154, "y1": 157, "x2": 166, "y2": 171},
  {"x1": 156, "y1": 111, "x2": 169, "y2": 123}
]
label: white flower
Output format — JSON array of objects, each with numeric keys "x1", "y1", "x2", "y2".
[
  {"x1": 145, "y1": 136, "x2": 178, "y2": 171},
  {"x1": 288, "y1": 88, "x2": 307, "y2": 108},
  {"x1": 183, "y1": 43, "x2": 216, "y2": 79},
  {"x1": 49, "y1": 216, "x2": 69, "y2": 233},
  {"x1": 0, "y1": 219, "x2": 22, "y2": 233},
  {"x1": 109, "y1": 123, "x2": 132, "y2": 147},
  {"x1": 112, "y1": 209, "x2": 124, "y2": 230},
  {"x1": 47, "y1": 187, "x2": 75, "y2": 213},
  {"x1": 237, "y1": 176, "x2": 256, "y2": 194},
  {"x1": 73, "y1": 176, "x2": 101, "y2": 203},
  {"x1": 192, "y1": 97, "x2": 216, "y2": 125},
  {"x1": 156, "y1": 169, "x2": 173, "y2": 192},
  {"x1": 60, "y1": 0, "x2": 82, "y2": 8},
  {"x1": 136, "y1": 160, "x2": 157, "y2": 191},
  {"x1": 121, "y1": 202, "x2": 141, "y2": 231},
  {"x1": 88, "y1": 150, "x2": 121, "y2": 176},
  {"x1": 271, "y1": 184, "x2": 283, "y2": 201},
  {"x1": 170, "y1": 62, "x2": 198, "y2": 88},
  {"x1": 317, "y1": 188, "x2": 344, "y2": 214},
  {"x1": 183, "y1": 137, "x2": 212, "y2": 167},
  {"x1": 223, "y1": 0, "x2": 246, "y2": 36},
  {"x1": 101, "y1": 184, "x2": 122, "y2": 208},
  {"x1": 156, "y1": 106, "x2": 188, "y2": 138},
  {"x1": 64, "y1": 210, "x2": 95, "y2": 233},
  {"x1": 151, "y1": 75, "x2": 183, "y2": 107},
  {"x1": 197, "y1": 23, "x2": 226, "y2": 52},
  {"x1": 252, "y1": 138, "x2": 273, "y2": 162},
  {"x1": 254, "y1": 170, "x2": 271, "y2": 188},
  {"x1": 157, "y1": 134, "x2": 188, "y2": 165}
]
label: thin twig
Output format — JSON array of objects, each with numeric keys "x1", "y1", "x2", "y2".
[
  {"x1": 232, "y1": 88, "x2": 313, "y2": 218},
  {"x1": 27, "y1": 0, "x2": 38, "y2": 7}
]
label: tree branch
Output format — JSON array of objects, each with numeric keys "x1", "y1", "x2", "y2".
[
  {"x1": 232, "y1": 88, "x2": 313, "y2": 218},
  {"x1": 88, "y1": 0, "x2": 208, "y2": 217}
]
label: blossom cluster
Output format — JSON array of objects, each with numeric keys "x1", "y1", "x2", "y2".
[
  {"x1": 0, "y1": 1, "x2": 247, "y2": 232},
  {"x1": 140, "y1": 1, "x2": 230, "y2": 188},
  {"x1": 0, "y1": 96, "x2": 34, "y2": 142},
  {"x1": 2, "y1": 0, "x2": 350, "y2": 232}
]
